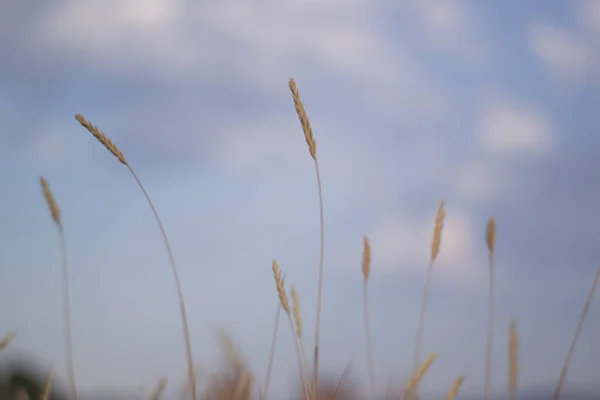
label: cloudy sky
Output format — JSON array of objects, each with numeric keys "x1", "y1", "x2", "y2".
[{"x1": 1, "y1": 0, "x2": 600, "y2": 398}]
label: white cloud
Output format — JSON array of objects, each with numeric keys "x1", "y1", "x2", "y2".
[
  {"x1": 479, "y1": 100, "x2": 555, "y2": 157},
  {"x1": 370, "y1": 209, "x2": 482, "y2": 285},
  {"x1": 528, "y1": 21, "x2": 592, "y2": 81},
  {"x1": 407, "y1": 0, "x2": 484, "y2": 60}
]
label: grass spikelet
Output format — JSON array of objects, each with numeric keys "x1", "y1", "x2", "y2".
[
  {"x1": 150, "y1": 378, "x2": 167, "y2": 400},
  {"x1": 412, "y1": 200, "x2": 445, "y2": 399},
  {"x1": 39, "y1": 177, "x2": 77, "y2": 400},
  {"x1": 430, "y1": 201, "x2": 445, "y2": 263},
  {"x1": 40, "y1": 177, "x2": 61, "y2": 227},
  {"x1": 291, "y1": 286, "x2": 303, "y2": 338},
  {"x1": 446, "y1": 376, "x2": 465, "y2": 400},
  {"x1": 0, "y1": 332, "x2": 15, "y2": 351},
  {"x1": 75, "y1": 113, "x2": 126, "y2": 165},
  {"x1": 486, "y1": 217, "x2": 496, "y2": 257},
  {"x1": 402, "y1": 354, "x2": 437, "y2": 400},
  {"x1": 271, "y1": 261, "x2": 310, "y2": 399},
  {"x1": 362, "y1": 236, "x2": 371, "y2": 281},
  {"x1": 484, "y1": 216, "x2": 497, "y2": 400},
  {"x1": 74, "y1": 114, "x2": 196, "y2": 399},
  {"x1": 361, "y1": 235, "x2": 375, "y2": 400},
  {"x1": 272, "y1": 260, "x2": 290, "y2": 314},
  {"x1": 288, "y1": 78, "x2": 316, "y2": 161},
  {"x1": 553, "y1": 265, "x2": 600, "y2": 400},
  {"x1": 509, "y1": 319, "x2": 519, "y2": 400},
  {"x1": 288, "y1": 77, "x2": 325, "y2": 398}
]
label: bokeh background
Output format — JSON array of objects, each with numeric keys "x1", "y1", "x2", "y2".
[{"x1": 1, "y1": 0, "x2": 599, "y2": 398}]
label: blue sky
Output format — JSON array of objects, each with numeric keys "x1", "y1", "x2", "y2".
[{"x1": 1, "y1": 0, "x2": 600, "y2": 398}]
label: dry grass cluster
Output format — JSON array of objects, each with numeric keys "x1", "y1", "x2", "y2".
[{"x1": 2, "y1": 79, "x2": 599, "y2": 400}]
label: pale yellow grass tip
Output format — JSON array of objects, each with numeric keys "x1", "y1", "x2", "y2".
[
  {"x1": 149, "y1": 378, "x2": 167, "y2": 400},
  {"x1": 362, "y1": 235, "x2": 371, "y2": 281},
  {"x1": 486, "y1": 217, "x2": 496, "y2": 256},
  {"x1": 403, "y1": 353, "x2": 437, "y2": 396},
  {"x1": 430, "y1": 200, "x2": 445, "y2": 263},
  {"x1": 290, "y1": 286, "x2": 303, "y2": 338},
  {"x1": 446, "y1": 376, "x2": 465, "y2": 400},
  {"x1": 0, "y1": 332, "x2": 16, "y2": 351},
  {"x1": 40, "y1": 177, "x2": 61, "y2": 227},
  {"x1": 509, "y1": 319, "x2": 519, "y2": 400},
  {"x1": 288, "y1": 78, "x2": 316, "y2": 161},
  {"x1": 75, "y1": 113, "x2": 127, "y2": 165},
  {"x1": 272, "y1": 260, "x2": 290, "y2": 314}
]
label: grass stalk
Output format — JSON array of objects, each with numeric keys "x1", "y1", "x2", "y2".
[
  {"x1": 288, "y1": 78, "x2": 324, "y2": 400},
  {"x1": 74, "y1": 114, "x2": 196, "y2": 400},
  {"x1": 361, "y1": 236, "x2": 376, "y2": 400},
  {"x1": 552, "y1": 265, "x2": 600, "y2": 400},
  {"x1": 484, "y1": 217, "x2": 496, "y2": 400},
  {"x1": 261, "y1": 303, "x2": 281, "y2": 400},
  {"x1": 40, "y1": 177, "x2": 77, "y2": 400}
]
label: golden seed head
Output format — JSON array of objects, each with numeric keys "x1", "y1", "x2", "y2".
[
  {"x1": 405, "y1": 353, "x2": 437, "y2": 392},
  {"x1": 75, "y1": 113, "x2": 127, "y2": 165},
  {"x1": 40, "y1": 177, "x2": 62, "y2": 227},
  {"x1": 430, "y1": 200, "x2": 445, "y2": 263},
  {"x1": 446, "y1": 376, "x2": 465, "y2": 400},
  {"x1": 288, "y1": 78, "x2": 317, "y2": 161},
  {"x1": 486, "y1": 217, "x2": 496, "y2": 256},
  {"x1": 290, "y1": 286, "x2": 303, "y2": 338},
  {"x1": 362, "y1": 235, "x2": 371, "y2": 281},
  {"x1": 272, "y1": 260, "x2": 290, "y2": 314}
]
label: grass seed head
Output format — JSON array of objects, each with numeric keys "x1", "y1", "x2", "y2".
[
  {"x1": 362, "y1": 235, "x2": 371, "y2": 281},
  {"x1": 75, "y1": 113, "x2": 127, "y2": 165},
  {"x1": 40, "y1": 177, "x2": 62, "y2": 227},
  {"x1": 430, "y1": 200, "x2": 445, "y2": 263},
  {"x1": 288, "y1": 78, "x2": 316, "y2": 161}
]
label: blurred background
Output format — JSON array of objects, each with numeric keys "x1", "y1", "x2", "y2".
[{"x1": 0, "y1": 0, "x2": 599, "y2": 398}]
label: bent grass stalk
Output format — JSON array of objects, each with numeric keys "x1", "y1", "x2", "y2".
[
  {"x1": 484, "y1": 217, "x2": 496, "y2": 400},
  {"x1": 291, "y1": 284, "x2": 311, "y2": 396},
  {"x1": 361, "y1": 236, "x2": 376, "y2": 400},
  {"x1": 288, "y1": 78, "x2": 324, "y2": 400},
  {"x1": 553, "y1": 265, "x2": 600, "y2": 400},
  {"x1": 74, "y1": 114, "x2": 196, "y2": 400},
  {"x1": 40, "y1": 177, "x2": 77, "y2": 400}
]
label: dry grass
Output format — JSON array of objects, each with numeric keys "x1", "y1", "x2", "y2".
[
  {"x1": 289, "y1": 77, "x2": 325, "y2": 400},
  {"x1": 271, "y1": 260, "x2": 311, "y2": 399},
  {"x1": 74, "y1": 114, "x2": 197, "y2": 400},
  {"x1": 2, "y1": 78, "x2": 598, "y2": 400},
  {"x1": 401, "y1": 354, "x2": 437, "y2": 400},
  {"x1": 410, "y1": 200, "x2": 445, "y2": 399},
  {"x1": 445, "y1": 376, "x2": 465, "y2": 400},
  {"x1": 40, "y1": 176, "x2": 77, "y2": 400},
  {"x1": 360, "y1": 236, "x2": 375, "y2": 400}
]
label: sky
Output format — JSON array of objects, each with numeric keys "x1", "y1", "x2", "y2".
[{"x1": 1, "y1": 0, "x2": 600, "y2": 398}]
